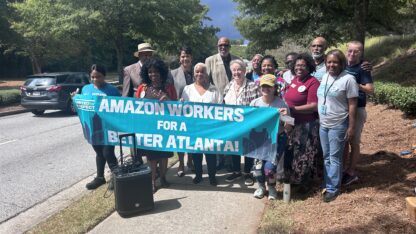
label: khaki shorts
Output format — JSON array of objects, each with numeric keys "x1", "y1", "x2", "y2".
[{"x1": 353, "y1": 107, "x2": 367, "y2": 145}]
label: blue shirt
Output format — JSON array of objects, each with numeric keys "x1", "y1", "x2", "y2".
[
  {"x1": 346, "y1": 62, "x2": 373, "y2": 107},
  {"x1": 82, "y1": 83, "x2": 120, "y2": 97}
]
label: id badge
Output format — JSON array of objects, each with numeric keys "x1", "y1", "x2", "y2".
[{"x1": 320, "y1": 105, "x2": 327, "y2": 115}]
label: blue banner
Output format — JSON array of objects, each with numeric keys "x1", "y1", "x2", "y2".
[{"x1": 73, "y1": 95, "x2": 280, "y2": 162}]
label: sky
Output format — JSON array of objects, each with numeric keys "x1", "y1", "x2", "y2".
[{"x1": 200, "y1": 0, "x2": 243, "y2": 39}]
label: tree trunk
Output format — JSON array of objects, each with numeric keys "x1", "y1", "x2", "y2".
[
  {"x1": 114, "y1": 37, "x2": 124, "y2": 84},
  {"x1": 30, "y1": 53, "x2": 42, "y2": 74},
  {"x1": 353, "y1": 0, "x2": 369, "y2": 50}
]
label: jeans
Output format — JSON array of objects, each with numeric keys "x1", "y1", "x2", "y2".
[
  {"x1": 319, "y1": 121, "x2": 348, "y2": 194},
  {"x1": 92, "y1": 145, "x2": 118, "y2": 178},
  {"x1": 191, "y1": 153, "x2": 216, "y2": 179}
]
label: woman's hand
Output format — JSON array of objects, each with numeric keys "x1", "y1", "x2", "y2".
[
  {"x1": 70, "y1": 88, "x2": 80, "y2": 97},
  {"x1": 159, "y1": 95, "x2": 168, "y2": 101},
  {"x1": 279, "y1": 108, "x2": 288, "y2": 116},
  {"x1": 346, "y1": 127, "x2": 354, "y2": 143}
]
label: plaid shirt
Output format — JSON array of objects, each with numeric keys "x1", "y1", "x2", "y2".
[{"x1": 223, "y1": 78, "x2": 260, "y2": 106}]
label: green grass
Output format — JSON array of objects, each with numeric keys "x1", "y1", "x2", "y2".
[
  {"x1": 231, "y1": 45, "x2": 248, "y2": 60},
  {"x1": 258, "y1": 200, "x2": 302, "y2": 233},
  {"x1": 28, "y1": 155, "x2": 178, "y2": 234}
]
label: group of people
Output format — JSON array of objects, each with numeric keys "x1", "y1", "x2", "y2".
[{"x1": 81, "y1": 35, "x2": 373, "y2": 203}]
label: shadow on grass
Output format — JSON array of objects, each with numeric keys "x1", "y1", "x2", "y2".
[{"x1": 373, "y1": 53, "x2": 416, "y2": 86}]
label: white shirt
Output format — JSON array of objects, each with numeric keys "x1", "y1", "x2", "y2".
[{"x1": 181, "y1": 83, "x2": 222, "y2": 104}]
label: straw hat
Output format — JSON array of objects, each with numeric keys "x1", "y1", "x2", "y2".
[{"x1": 134, "y1": 42, "x2": 155, "y2": 57}]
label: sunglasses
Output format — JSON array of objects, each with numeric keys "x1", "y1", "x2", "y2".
[{"x1": 217, "y1": 44, "x2": 230, "y2": 48}]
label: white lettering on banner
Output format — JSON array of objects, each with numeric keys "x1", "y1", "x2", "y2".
[
  {"x1": 98, "y1": 98, "x2": 245, "y2": 122},
  {"x1": 179, "y1": 122, "x2": 187, "y2": 131},
  {"x1": 99, "y1": 99, "x2": 165, "y2": 115},
  {"x1": 166, "y1": 103, "x2": 245, "y2": 122},
  {"x1": 157, "y1": 121, "x2": 178, "y2": 131},
  {"x1": 107, "y1": 130, "x2": 239, "y2": 153}
]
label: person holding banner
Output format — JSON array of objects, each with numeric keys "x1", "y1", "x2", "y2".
[
  {"x1": 135, "y1": 58, "x2": 177, "y2": 193},
  {"x1": 283, "y1": 53, "x2": 320, "y2": 193},
  {"x1": 250, "y1": 74, "x2": 290, "y2": 200},
  {"x1": 223, "y1": 59, "x2": 260, "y2": 186},
  {"x1": 317, "y1": 49, "x2": 358, "y2": 202},
  {"x1": 171, "y1": 46, "x2": 195, "y2": 177},
  {"x1": 181, "y1": 63, "x2": 222, "y2": 185},
  {"x1": 81, "y1": 64, "x2": 120, "y2": 190}
]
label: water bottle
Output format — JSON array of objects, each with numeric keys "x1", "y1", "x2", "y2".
[{"x1": 283, "y1": 183, "x2": 291, "y2": 203}]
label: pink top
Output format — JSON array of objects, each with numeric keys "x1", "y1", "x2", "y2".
[{"x1": 284, "y1": 76, "x2": 319, "y2": 124}]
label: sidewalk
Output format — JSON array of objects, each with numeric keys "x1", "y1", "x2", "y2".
[{"x1": 89, "y1": 162, "x2": 265, "y2": 234}]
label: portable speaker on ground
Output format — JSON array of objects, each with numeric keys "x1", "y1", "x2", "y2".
[{"x1": 114, "y1": 133, "x2": 154, "y2": 217}]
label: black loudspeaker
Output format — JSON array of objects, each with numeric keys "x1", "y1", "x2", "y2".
[{"x1": 114, "y1": 133, "x2": 154, "y2": 217}]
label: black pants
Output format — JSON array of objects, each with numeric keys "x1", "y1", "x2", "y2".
[
  {"x1": 231, "y1": 155, "x2": 254, "y2": 173},
  {"x1": 191, "y1": 153, "x2": 216, "y2": 179},
  {"x1": 92, "y1": 145, "x2": 118, "y2": 178}
]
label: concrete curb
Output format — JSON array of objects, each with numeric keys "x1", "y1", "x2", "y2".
[{"x1": 0, "y1": 107, "x2": 30, "y2": 117}]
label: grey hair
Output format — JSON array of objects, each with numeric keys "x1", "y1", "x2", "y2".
[
  {"x1": 194, "y1": 62, "x2": 208, "y2": 75},
  {"x1": 230, "y1": 59, "x2": 246, "y2": 71}
]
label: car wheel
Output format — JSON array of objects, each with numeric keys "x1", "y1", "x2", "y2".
[
  {"x1": 31, "y1": 110, "x2": 45, "y2": 116},
  {"x1": 66, "y1": 99, "x2": 77, "y2": 115}
]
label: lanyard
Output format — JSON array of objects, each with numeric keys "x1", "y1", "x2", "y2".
[{"x1": 323, "y1": 74, "x2": 338, "y2": 105}]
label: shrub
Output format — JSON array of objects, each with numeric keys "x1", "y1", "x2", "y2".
[
  {"x1": 370, "y1": 81, "x2": 416, "y2": 115},
  {"x1": 0, "y1": 89, "x2": 21, "y2": 106}
]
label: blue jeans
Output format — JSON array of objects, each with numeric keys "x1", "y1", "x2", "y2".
[{"x1": 319, "y1": 121, "x2": 348, "y2": 194}]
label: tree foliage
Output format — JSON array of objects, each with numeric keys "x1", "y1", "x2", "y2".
[
  {"x1": 234, "y1": 0, "x2": 416, "y2": 53},
  {"x1": 7, "y1": 0, "x2": 218, "y2": 75}
]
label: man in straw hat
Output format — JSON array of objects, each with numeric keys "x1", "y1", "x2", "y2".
[{"x1": 122, "y1": 42, "x2": 155, "y2": 97}]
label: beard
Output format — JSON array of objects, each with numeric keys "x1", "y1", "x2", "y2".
[{"x1": 312, "y1": 53, "x2": 324, "y2": 60}]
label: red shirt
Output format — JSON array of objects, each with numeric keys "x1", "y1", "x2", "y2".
[
  {"x1": 135, "y1": 83, "x2": 177, "y2": 100},
  {"x1": 283, "y1": 76, "x2": 319, "y2": 124}
]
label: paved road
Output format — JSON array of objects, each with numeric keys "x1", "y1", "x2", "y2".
[{"x1": 0, "y1": 110, "x2": 96, "y2": 223}]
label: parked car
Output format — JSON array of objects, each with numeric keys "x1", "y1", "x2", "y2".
[{"x1": 20, "y1": 72, "x2": 90, "y2": 115}]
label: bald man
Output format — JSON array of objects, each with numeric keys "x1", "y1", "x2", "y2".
[
  {"x1": 309, "y1": 37, "x2": 328, "y2": 82},
  {"x1": 205, "y1": 37, "x2": 241, "y2": 95}
]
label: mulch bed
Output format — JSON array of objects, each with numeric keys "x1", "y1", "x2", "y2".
[{"x1": 288, "y1": 103, "x2": 416, "y2": 233}]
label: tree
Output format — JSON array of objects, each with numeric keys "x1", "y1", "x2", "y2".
[
  {"x1": 9, "y1": 0, "x2": 92, "y2": 73},
  {"x1": 234, "y1": 0, "x2": 416, "y2": 52},
  {"x1": 9, "y1": 0, "x2": 218, "y2": 77}
]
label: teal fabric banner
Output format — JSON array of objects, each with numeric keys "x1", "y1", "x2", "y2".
[{"x1": 73, "y1": 95, "x2": 280, "y2": 162}]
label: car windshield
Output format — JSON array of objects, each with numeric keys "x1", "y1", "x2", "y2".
[{"x1": 24, "y1": 77, "x2": 56, "y2": 87}]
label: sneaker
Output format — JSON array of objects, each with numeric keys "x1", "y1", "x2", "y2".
[
  {"x1": 86, "y1": 177, "x2": 106, "y2": 190},
  {"x1": 209, "y1": 177, "x2": 218, "y2": 186},
  {"x1": 108, "y1": 175, "x2": 114, "y2": 191},
  {"x1": 244, "y1": 174, "x2": 255, "y2": 186},
  {"x1": 268, "y1": 185, "x2": 278, "y2": 200},
  {"x1": 342, "y1": 174, "x2": 359, "y2": 186},
  {"x1": 225, "y1": 172, "x2": 242, "y2": 182},
  {"x1": 254, "y1": 185, "x2": 266, "y2": 199},
  {"x1": 323, "y1": 192, "x2": 339, "y2": 203},
  {"x1": 193, "y1": 176, "x2": 203, "y2": 184}
]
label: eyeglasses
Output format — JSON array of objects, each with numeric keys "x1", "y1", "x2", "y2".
[{"x1": 217, "y1": 44, "x2": 230, "y2": 48}]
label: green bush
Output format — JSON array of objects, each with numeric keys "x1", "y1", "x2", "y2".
[
  {"x1": 370, "y1": 81, "x2": 416, "y2": 115},
  {"x1": 0, "y1": 89, "x2": 21, "y2": 106}
]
